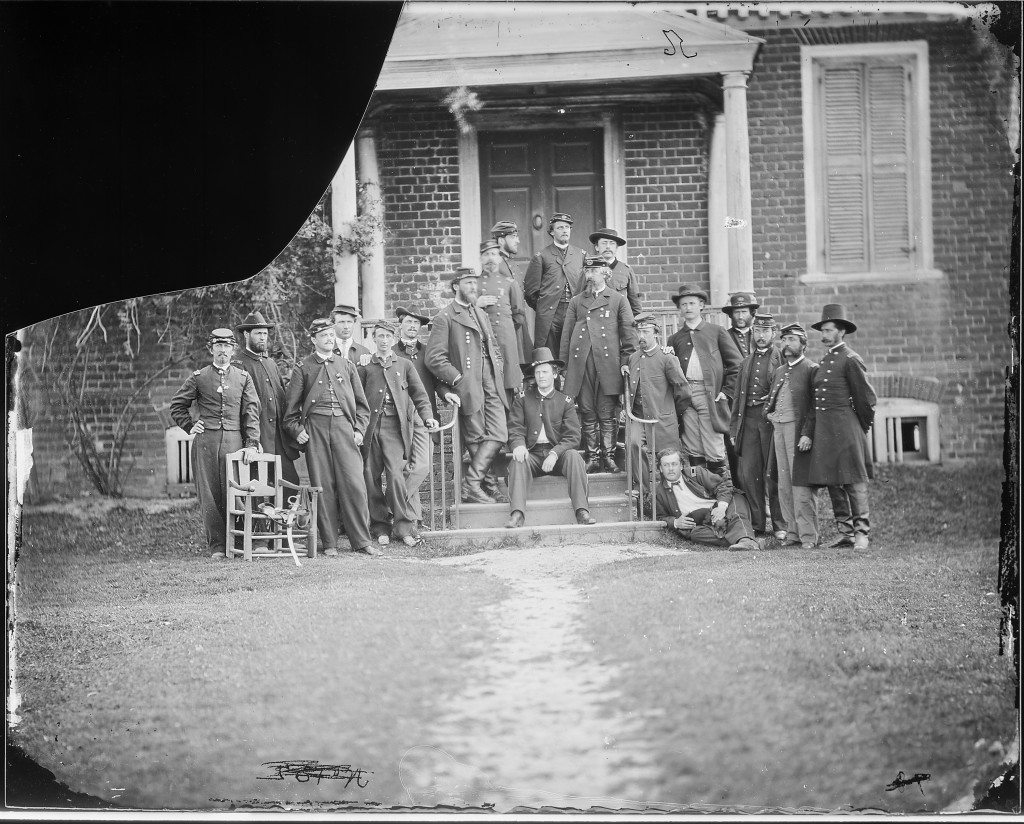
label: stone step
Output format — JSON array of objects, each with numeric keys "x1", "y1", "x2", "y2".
[
  {"x1": 453, "y1": 493, "x2": 633, "y2": 530},
  {"x1": 515, "y1": 471, "x2": 628, "y2": 499},
  {"x1": 422, "y1": 520, "x2": 669, "y2": 550}
]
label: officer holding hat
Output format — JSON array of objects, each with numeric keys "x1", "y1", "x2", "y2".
[
  {"x1": 589, "y1": 227, "x2": 642, "y2": 315},
  {"x1": 170, "y1": 328, "x2": 261, "y2": 559},
  {"x1": 233, "y1": 310, "x2": 299, "y2": 485},
  {"x1": 358, "y1": 319, "x2": 439, "y2": 548},
  {"x1": 283, "y1": 317, "x2": 376, "y2": 557},
  {"x1": 524, "y1": 212, "x2": 588, "y2": 351},
  {"x1": 505, "y1": 347, "x2": 596, "y2": 529}
]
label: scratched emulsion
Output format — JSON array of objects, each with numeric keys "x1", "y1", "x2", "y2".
[{"x1": 397, "y1": 544, "x2": 679, "y2": 811}]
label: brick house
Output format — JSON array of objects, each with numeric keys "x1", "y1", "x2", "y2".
[{"x1": 17, "y1": 1, "x2": 1016, "y2": 499}]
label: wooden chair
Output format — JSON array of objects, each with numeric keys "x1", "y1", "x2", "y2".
[{"x1": 225, "y1": 451, "x2": 321, "y2": 565}]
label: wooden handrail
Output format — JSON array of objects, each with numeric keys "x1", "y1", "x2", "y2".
[{"x1": 623, "y1": 381, "x2": 659, "y2": 523}]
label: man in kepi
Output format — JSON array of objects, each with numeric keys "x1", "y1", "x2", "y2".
[
  {"x1": 283, "y1": 318, "x2": 377, "y2": 557},
  {"x1": 505, "y1": 348, "x2": 595, "y2": 528},
  {"x1": 332, "y1": 304, "x2": 371, "y2": 364},
  {"x1": 233, "y1": 310, "x2": 299, "y2": 484},
  {"x1": 477, "y1": 238, "x2": 525, "y2": 405},
  {"x1": 170, "y1": 328, "x2": 261, "y2": 559},
  {"x1": 425, "y1": 267, "x2": 508, "y2": 504},
  {"x1": 560, "y1": 255, "x2": 637, "y2": 473},
  {"x1": 491, "y1": 219, "x2": 534, "y2": 359},
  {"x1": 359, "y1": 320, "x2": 439, "y2": 548},
  {"x1": 654, "y1": 447, "x2": 761, "y2": 552},
  {"x1": 807, "y1": 304, "x2": 876, "y2": 549},
  {"x1": 524, "y1": 212, "x2": 587, "y2": 351},
  {"x1": 589, "y1": 227, "x2": 642, "y2": 316}
]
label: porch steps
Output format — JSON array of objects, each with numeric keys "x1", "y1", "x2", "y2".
[{"x1": 421, "y1": 520, "x2": 669, "y2": 551}]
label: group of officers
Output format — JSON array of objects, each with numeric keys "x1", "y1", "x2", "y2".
[{"x1": 170, "y1": 212, "x2": 876, "y2": 558}]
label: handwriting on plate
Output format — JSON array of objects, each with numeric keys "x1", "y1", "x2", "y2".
[
  {"x1": 258, "y1": 761, "x2": 372, "y2": 787},
  {"x1": 662, "y1": 29, "x2": 697, "y2": 58},
  {"x1": 886, "y1": 770, "x2": 930, "y2": 794}
]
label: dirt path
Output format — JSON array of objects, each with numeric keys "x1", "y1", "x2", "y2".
[{"x1": 395, "y1": 543, "x2": 683, "y2": 811}]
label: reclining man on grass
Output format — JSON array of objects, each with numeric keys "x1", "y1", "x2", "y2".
[{"x1": 655, "y1": 446, "x2": 761, "y2": 552}]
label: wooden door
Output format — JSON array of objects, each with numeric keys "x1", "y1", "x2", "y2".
[{"x1": 480, "y1": 129, "x2": 605, "y2": 261}]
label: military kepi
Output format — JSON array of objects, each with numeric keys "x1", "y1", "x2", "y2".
[
  {"x1": 208, "y1": 328, "x2": 236, "y2": 345},
  {"x1": 308, "y1": 318, "x2": 334, "y2": 337},
  {"x1": 480, "y1": 238, "x2": 500, "y2": 253},
  {"x1": 583, "y1": 254, "x2": 608, "y2": 269},
  {"x1": 633, "y1": 312, "x2": 660, "y2": 329},
  {"x1": 779, "y1": 322, "x2": 807, "y2": 340},
  {"x1": 372, "y1": 319, "x2": 398, "y2": 335},
  {"x1": 548, "y1": 212, "x2": 574, "y2": 226},
  {"x1": 811, "y1": 303, "x2": 857, "y2": 333},
  {"x1": 490, "y1": 220, "x2": 518, "y2": 237},
  {"x1": 520, "y1": 346, "x2": 565, "y2": 376},
  {"x1": 332, "y1": 304, "x2": 360, "y2": 319},
  {"x1": 752, "y1": 312, "x2": 775, "y2": 328}
]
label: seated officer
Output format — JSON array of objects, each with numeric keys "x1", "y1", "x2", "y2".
[
  {"x1": 654, "y1": 447, "x2": 761, "y2": 552},
  {"x1": 505, "y1": 348, "x2": 596, "y2": 528}
]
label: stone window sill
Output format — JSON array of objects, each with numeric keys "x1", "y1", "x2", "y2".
[{"x1": 799, "y1": 269, "x2": 945, "y2": 286}]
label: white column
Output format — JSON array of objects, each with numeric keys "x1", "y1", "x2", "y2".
[
  {"x1": 357, "y1": 127, "x2": 386, "y2": 323},
  {"x1": 457, "y1": 124, "x2": 481, "y2": 268},
  {"x1": 707, "y1": 111, "x2": 729, "y2": 310},
  {"x1": 330, "y1": 143, "x2": 359, "y2": 309},
  {"x1": 722, "y1": 71, "x2": 754, "y2": 295}
]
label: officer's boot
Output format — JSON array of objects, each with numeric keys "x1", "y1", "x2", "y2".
[
  {"x1": 584, "y1": 420, "x2": 602, "y2": 473},
  {"x1": 462, "y1": 440, "x2": 499, "y2": 504},
  {"x1": 599, "y1": 419, "x2": 622, "y2": 473}
]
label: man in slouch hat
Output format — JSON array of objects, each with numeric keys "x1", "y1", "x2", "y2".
[
  {"x1": 808, "y1": 304, "x2": 876, "y2": 549},
  {"x1": 590, "y1": 227, "x2": 642, "y2": 316},
  {"x1": 233, "y1": 311, "x2": 299, "y2": 485},
  {"x1": 170, "y1": 328, "x2": 261, "y2": 559},
  {"x1": 722, "y1": 292, "x2": 761, "y2": 360},
  {"x1": 283, "y1": 318, "x2": 377, "y2": 557},
  {"x1": 524, "y1": 212, "x2": 588, "y2": 352},
  {"x1": 425, "y1": 267, "x2": 508, "y2": 504},
  {"x1": 505, "y1": 348, "x2": 595, "y2": 529}
]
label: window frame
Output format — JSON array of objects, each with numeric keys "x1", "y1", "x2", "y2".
[{"x1": 800, "y1": 41, "x2": 941, "y2": 284}]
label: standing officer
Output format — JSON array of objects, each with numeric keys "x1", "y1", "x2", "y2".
[
  {"x1": 559, "y1": 255, "x2": 637, "y2": 473},
  {"x1": 808, "y1": 304, "x2": 876, "y2": 549},
  {"x1": 722, "y1": 292, "x2": 760, "y2": 360},
  {"x1": 491, "y1": 219, "x2": 534, "y2": 359},
  {"x1": 332, "y1": 304, "x2": 371, "y2": 364},
  {"x1": 425, "y1": 267, "x2": 508, "y2": 504},
  {"x1": 477, "y1": 238, "x2": 525, "y2": 404},
  {"x1": 524, "y1": 212, "x2": 588, "y2": 352},
  {"x1": 233, "y1": 310, "x2": 299, "y2": 484},
  {"x1": 589, "y1": 227, "x2": 642, "y2": 315},
  {"x1": 666, "y1": 284, "x2": 743, "y2": 475},
  {"x1": 505, "y1": 348, "x2": 596, "y2": 528},
  {"x1": 729, "y1": 313, "x2": 784, "y2": 536},
  {"x1": 283, "y1": 318, "x2": 376, "y2": 557},
  {"x1": 765, "y1": 322, "x2": 820, "y2": 548},
  {"x1": 359, "y1": 320, "x2": 439, "y2": 548},
  {"x1": 625, "y1": 313, "x2": 691, "y2": 493},
  {"x1": 170, "y1": 328, "x2": 261, "y2": 559}
]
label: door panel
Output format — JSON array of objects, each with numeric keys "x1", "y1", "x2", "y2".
[{"x1": 480, "y1": 129, "x2": 604, "y2": 261}]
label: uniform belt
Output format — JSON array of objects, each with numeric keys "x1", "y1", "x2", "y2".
[{"x1": 745, "y1": 401, "x2": 764, "y2": 409}]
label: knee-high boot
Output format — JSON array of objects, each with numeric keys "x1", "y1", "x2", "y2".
[
  {"x1": 462, "y1": 440, "x2": 500, "y2": 504},
  {"x1": 584, "y1": 420, "x2": 601, "y2": 473},
  {"x1": 599, "y1": 419, "x2": 621, "y2": 473}
]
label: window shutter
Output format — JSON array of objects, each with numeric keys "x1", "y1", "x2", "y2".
[{"x1": 868, "y1": 63, "x2": 914, "y2": 270}]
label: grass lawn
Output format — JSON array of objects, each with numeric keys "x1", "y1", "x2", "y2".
[
  {"x1": 577, "y1": 461, "x2": 1016, "y2": 812},
  {"x1": 9, "y1": 460, "x2": 1017, "y2": 813}
]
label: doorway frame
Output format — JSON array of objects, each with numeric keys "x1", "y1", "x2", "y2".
[{"x1": 457, "y1": 112, "x2": 626, "y2": 267}]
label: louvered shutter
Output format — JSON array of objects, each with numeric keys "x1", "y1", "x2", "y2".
[{"x1": 818, "y1": 58, "x2": 915, "y2": 273}]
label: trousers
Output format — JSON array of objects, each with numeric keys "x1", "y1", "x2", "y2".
[
  {"x1": 772, "y1": 419, "x2": 819, "y2": 544},
  {"x1": 305, "y1": 414, "x2": 372, "y2": 551},
  {"x1": 823, "y1": 483, "x2": 871, "y2": 538},
  {"x1": 681, "y1": 380, "x2": 726, "y2": 462},
  {"x1": 737, "y1": 413, "x2": 782, "y2": 532},
  {"x1": 191, "y1": 429, "x2": 242, "y2": 553},
  {"x1": 507, "y1": 446, "x2": 589, "y2": 515},
  {"x1": 365, "y1": 414, "x2": 421, "y2": 540}
]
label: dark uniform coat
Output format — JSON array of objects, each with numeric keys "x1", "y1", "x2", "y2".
[
  {"x1": 655, "y1": 464, "x2": 755, "y2": 546},
  {"x1": 559, "y1": 288, "x2": 637, "y2": 398},
  {"x1": 507, "y1": 385, "x2": 582, "y2": 456},
  {"x1": 667, "y1": 320, "x2": 743, "y2": 435},
  {"x1": 334, "y1": 338, "x2": 371, "y2": 365},
  {"x1": 393, "y1": 339, "x2": 443, "y2": 419},
  {"x1": 727, "y1": 326, "x2": 755, "y2": 360},
  {"x1": 424, "y1": 300, "x2": 508, "y2": 414},
  {"x1": 729, "y1": 345, "x2": 783, "y2": 448},
  {"x1": 765, "y1": 355, "x2": 818, "y2": 486},
  {"x1": 477, "y1": 269, "x2": 526, "y2": 390},
  {"x1": 358, "y1": 354, "x2": 434, "y2": 460},
  {"x1": 233, "y1": 347, "x2": 300, "y2": 464},
  {"x1": 283, "y1": 354, "x2": 370, "y2": 442},
  {"x1": 607, "y1": 260, "x2": 642, "y2": 316},
  {"x1": 524, "y1": 243, "x2": 587, "y2": 351},
  {"x1": 500, "y1": 252, "x2": 534, "y2": 359},
  {"x1": 807, "y1": 343, "x2": 876, "y2": 485},
  {"x1": 626, "y1": 346, "x2": 691, "y2": 452}
]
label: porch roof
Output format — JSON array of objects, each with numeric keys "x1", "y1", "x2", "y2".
[{"x1": 375, "y1": 2, "x2": 764, "y2": 91}]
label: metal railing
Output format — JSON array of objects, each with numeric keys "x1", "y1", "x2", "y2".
[
  {"x1": 425, "y1": 411, "x2": 460, "y2": 532},
  {"x1": 623, "y1": 381, "x2": 660, "y2": 523}
]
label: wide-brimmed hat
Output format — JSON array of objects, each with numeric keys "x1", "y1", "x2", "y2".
[
  {"x1": 490, "y1": 220, "x2": 518, "y2": 238},
  {"x1": 331, "y1": 304, "x2": 360, "y2": 319},
  {"x1": 670, "y1": 283, "x2": 710, "y2": 306},
  {"x1": 633, "y1": 312, "x2": 661, "y2": 329},
  {"x1": 811, "y1": 304, "x2": 857, "y2": 333},
  {"x1": 307, "y1": 318, "x2": 334, "y2": 337},
  {"x1": 779, "y1": 322, "x2": 807, "y2": 340},
  {"x1": 519, "y1": 346, "x2": 565, "y2": 376},
  {"x1": 480, "y1": 238, "x2": 500, "y2": 253},
  {"x1": 207, "y1": 328, "x2": 237, "y2": 346},
  {"x1": 236, "y1": 311, "x2": 272, "y2": 332},
  {"x1": 722, "y1": 292, "x2": 760, "y2": 315},
  {"x1": 752, "y1": 312, "x2": 775, "y2": 328},
  {"x1": 548, "y1": 212, "x2": 573, "y2": 226},
  {"x1": 396, "y1": 306, "x2": 431, "y2": 326},
  {"x1": 589, "y1": 227, "x2": 626, "y2": 246}
]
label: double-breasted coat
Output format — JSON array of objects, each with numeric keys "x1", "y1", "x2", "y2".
[
  {"x1": 607, "y1": 260, "x2": 643, "y2": 316},
  {"x1": 729, "y1": 345, "x2": 783, "y2": 448},
  {"x1": 626, "y1": 347, "x2": 692, "y2": 451},
  {"x1": 283, "y1": 354, "x2": 370, "y2": 440},
  {"x1": 806, "y1": 343, "x2": 876, "y2": 485},
  {"x1": 500, "y1": 253, "x2": 534, "y2": 360},
  {"x1": 765, "y1": 356, "x2": 818, "y2": 486},
  {"x1": 667, "y1": 320, "x2": 743, "y2": 435},
  {"x1": 393, "y1": 339, "x2": 442, "y2": 419},
  {"x1": 233, "y1": 347, "x2": 300, "y2": 467},
  {"x1": 477, "y1": 269, "x2": 526, "y2": 391},
  {"x1": 727, "y1": 326, "x2": 754, "y2": 360},
  {"x1": 424, "y1": 300, "x2": 508, "y2": 414},
  {"x1": 524, "y1": 243, "x2": 587, "y2": 350},
  {"x1": 559, "y1": 288, "x2": 637, "y2": 398},
  {"x1": 358, "y1": 354, "x2": 434, "y2": 461}
]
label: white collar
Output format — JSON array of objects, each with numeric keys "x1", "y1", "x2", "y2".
[
  {"x1": 829, "y1": 342, "x2": 846, "y2": 353},
  {"x1": 787, "y1": 355, "x2": 806, "y2": 367},
  {"x1": 538, "y1": 386, "x2": 555, "y2": 398}
]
